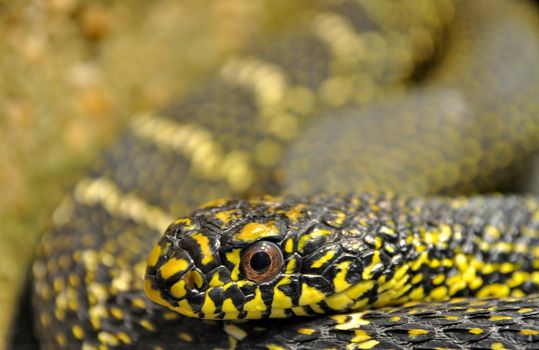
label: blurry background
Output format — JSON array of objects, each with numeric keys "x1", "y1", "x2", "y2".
[{"x1": 0, "y1": 1, "x2": 313, "y2": 347}]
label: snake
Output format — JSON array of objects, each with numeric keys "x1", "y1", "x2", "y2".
[{"x1": 28, "y1": 0, "x2": 539, "y2": 349}]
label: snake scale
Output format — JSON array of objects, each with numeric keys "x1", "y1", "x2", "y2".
[{"x1": 30, "y1": 0, "x2": 539, "y2": 349}]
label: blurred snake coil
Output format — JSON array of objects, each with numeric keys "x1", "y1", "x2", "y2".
[{"x1": 31, "y1": 0, "x2": 539, "y2": 349}]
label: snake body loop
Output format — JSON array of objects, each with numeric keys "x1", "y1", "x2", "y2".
[{"x1": 32, "y1": 0, "x2": 539, "y2": 349}]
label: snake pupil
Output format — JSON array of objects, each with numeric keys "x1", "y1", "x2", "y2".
[{"x1": 250, "y1": 252, "x2": 271, "y2": 272}]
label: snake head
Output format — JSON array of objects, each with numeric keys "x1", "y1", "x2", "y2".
[{"x1": 144, "y1": 195, "x2": 391, "y2": 320}]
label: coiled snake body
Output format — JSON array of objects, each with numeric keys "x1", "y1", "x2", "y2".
[{"x1": 33, "y1": 0, "x2": 539, "y2": 349}]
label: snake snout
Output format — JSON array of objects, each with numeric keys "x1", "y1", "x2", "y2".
[
  {"x1": 157, "y1": 251, "x2": 194, "y2": 284},
  {"x1": 144, "y1": 241, "x2": 203, "y2": 305}
]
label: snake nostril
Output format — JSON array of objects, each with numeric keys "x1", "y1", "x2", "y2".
[{"x1": 184, "y1": 269, "x2": 204, "y2": 290}]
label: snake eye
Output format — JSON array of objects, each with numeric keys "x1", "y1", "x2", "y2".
[{"x1": 241, "y1": 241, "x2": 283, "y2": 282}]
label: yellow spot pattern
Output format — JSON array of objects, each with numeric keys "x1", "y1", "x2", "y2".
[
  {"x1": 234, "y1": 222, "x2": 279, "y2": 242},
  {"x1": 469, "y1": 328, "x2": 484, "y2": 335},
  {"x1": 272, "y1": 278, "x2": 294, "y2": 309},
  {"x1": 310, "y1": 250, "x2": 336, "y2": 268},
  {"x1": 297, "y1": 328, "x2": 316, "y2": 335},
  {"x1": 299, "y1": 283, "x2": 327, "y2": 306},
  {"x1": 298, "y1": 227, "x2": 332, "y2": 253},
  {"x1": 190, "y1": 233, "x2": 214, "y2": 265},
  {"x1": 170, "y1": 280, "x2": 187, "y2": 299},
  {"x1": 489, "y1": 315, "x2": 512, "y2": 321},
  {"x1": 244, "y1": 288, "x2": 266, "y2": 312},
  {"x1": 333, "y1": 261, "x2": 353, "y2": 292},
  {"x1": 225, "y1": 249, "x2": 242, "y2": 280},
  {"x1": 146, "y1": 245, "x2": 161, "y2": 267},
  {"x1": 158, "y1": 258, "x2": 190, "y2": 280},
  {"x1": 178, "y1": 332, "x2": 193, "y2": 342},
  {"x1": 409, "y1": 329, "x2": 429, "y2": 337}
]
